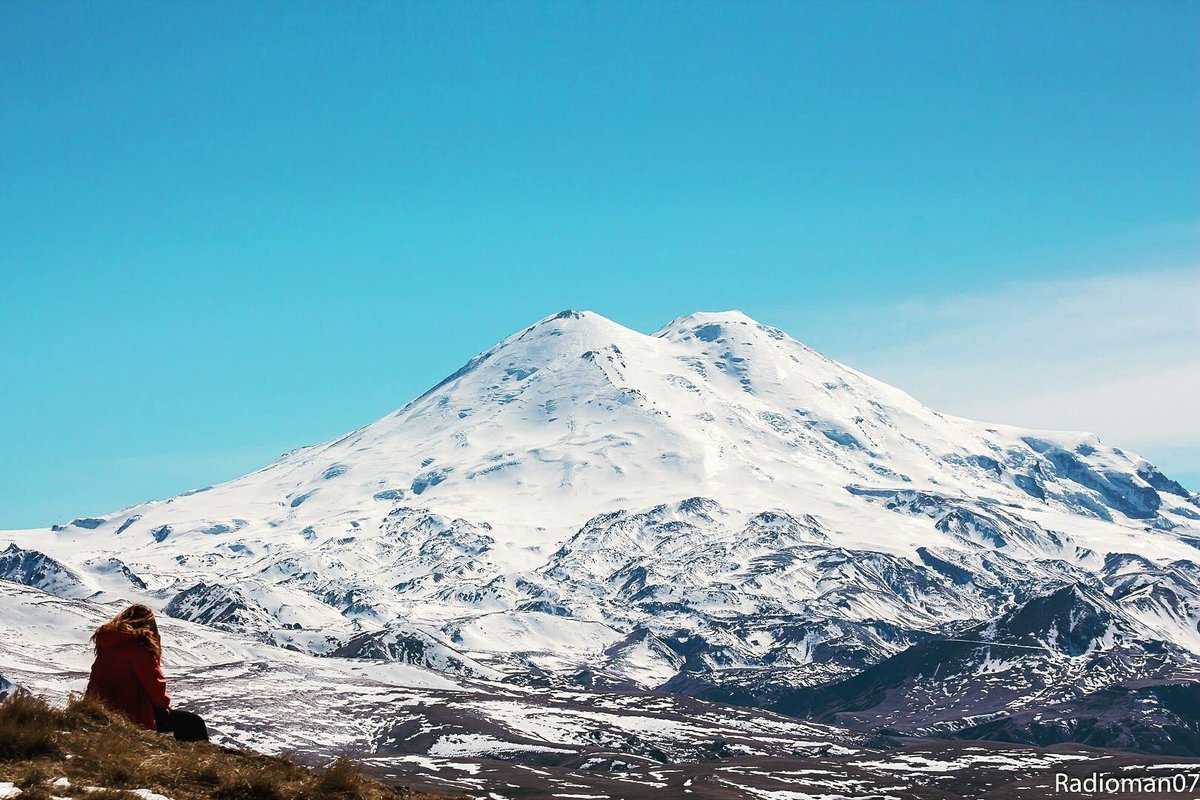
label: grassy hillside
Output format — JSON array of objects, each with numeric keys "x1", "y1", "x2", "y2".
[{"x1": 0, "y1": 692, "x2": 457, "y2": 800}]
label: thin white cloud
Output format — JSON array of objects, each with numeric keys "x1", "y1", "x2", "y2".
[{"x1": 791, "y1": 266, "x2": 1200, "y2": 478}]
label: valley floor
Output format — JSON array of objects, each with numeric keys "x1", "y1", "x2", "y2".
[{"x1": 358, "y1": 742, "x2": 1200, "y2": 800}]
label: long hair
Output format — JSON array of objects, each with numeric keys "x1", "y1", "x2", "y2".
[{"x1": 92, "y1": 603, "x2": 162, "y2": 659}]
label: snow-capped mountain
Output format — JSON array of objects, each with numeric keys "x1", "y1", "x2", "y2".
[{"x1": 3, "y1": 309, "x2": 1199, "y2": 761}]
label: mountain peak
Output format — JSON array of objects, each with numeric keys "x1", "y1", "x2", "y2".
[
  {"x1": 653, "y1": 309, "x2": 793, "y2": 344},
  {"x1": 521, "y1": 309, "x2": 784, "y2": 346},
  {"x1": 516, "y1": 309, "x2": 633, "y2": 341},
  {"x1": 543, "y1": 309, "x2": 599, "y2": 323},
  {"x1": 676, "y1": 309, "x2": 757, "y2": 324},
  {"x1": 30, "y1": 306, "x2": 1197, "y2": 583},
  {"x1": 657, "y1": 309, "x2": 754, "y2": 331}
]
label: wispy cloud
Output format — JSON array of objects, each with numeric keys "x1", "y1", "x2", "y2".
[{"x1": 789, "y1": 266, "x2": 1200, "y2": 484}]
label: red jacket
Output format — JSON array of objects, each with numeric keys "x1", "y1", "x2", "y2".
[{"x1": 85, "y1": 629, "x2": 170, "y2": 730}]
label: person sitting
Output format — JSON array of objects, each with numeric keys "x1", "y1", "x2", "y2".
[{"x1": 85, "y1": 603, "x2": 209, "y2": 742}]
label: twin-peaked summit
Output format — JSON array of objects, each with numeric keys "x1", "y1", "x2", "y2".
[
  {"x1": 26, "y1": 309, "x2": 1198, "y2": 561},
  {"x1": 143, "y1": 307, "x2": 1015, "y2": 545}
]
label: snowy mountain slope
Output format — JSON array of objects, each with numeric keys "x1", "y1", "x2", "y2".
[
  {"x1": 773, "y1": 584, "x2": 1195, "y2": 745},
  {"x1": 5, "y1": 582, "x2": 1197, "y2": 800},
  {"x1": 954, "y1": 674, "x2": 1200, "y2": 756},
  {"x1": 0, "y1": 581, "x2": 869, "y2": 773},
  {"x1": 6, "y1": 581, "x2": 1197, "y2": 800},
  {"x1": 2, "y1": 309, "x2": 1198, "y2": 758},
  {"x1": 14, "y1": 310, "x2": 1197, "y2": 561}
]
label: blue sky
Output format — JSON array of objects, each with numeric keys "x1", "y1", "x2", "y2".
[{"x1": 2, "y1": 1, "x2": 1197, "y2": 527}]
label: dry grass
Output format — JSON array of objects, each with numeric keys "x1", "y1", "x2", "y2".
[{"x1": 0, "y1": 692, "x2": 459, "y2": 800}]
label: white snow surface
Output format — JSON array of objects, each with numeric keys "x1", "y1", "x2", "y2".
[{"x1": 2, "y1": 309, "x2": 1198, "y2": 684}]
